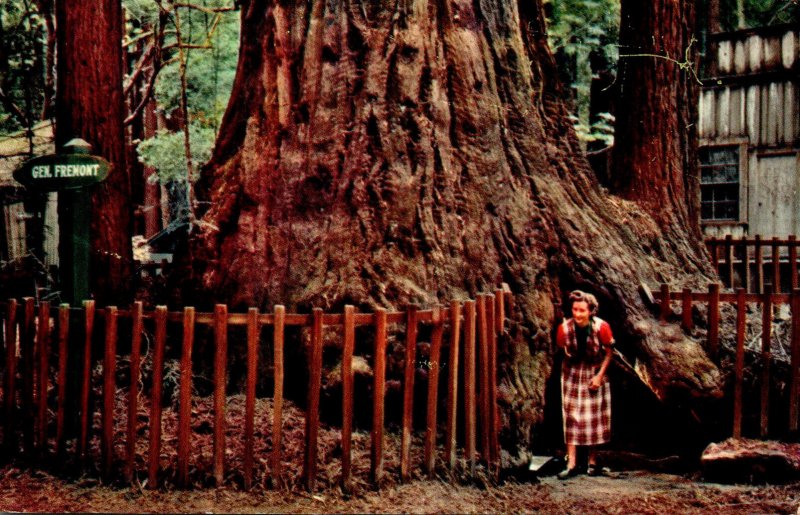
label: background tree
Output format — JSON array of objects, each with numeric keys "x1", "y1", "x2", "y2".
[
  {"x1": 183, "y1": 0, "x2": 723, "y2": 454},
  {"x1": 56, "y1": 0, "x2": 132, "y2": 305}
]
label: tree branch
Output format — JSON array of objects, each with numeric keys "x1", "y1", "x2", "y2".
[
  {"x1": 173, "y1": 3, "x2": 235, "y2": 14},
  {"x1": 0, "y1": 87, "x2": 30, "y2": 127}
]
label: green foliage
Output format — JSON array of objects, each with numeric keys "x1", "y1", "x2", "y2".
[
  {"x1": 0, "y1": 1, "x2": 47, "y2": 134},
  {"x1": 136, "y1": 123, "x2": 215, "y2": 183},
  {"x1": 545, "y1": 0, "x2": 620, "y2": 146},
  {"x1": 718, "y1": 0, "x2": 800, "y2": 30},
  {"x1": 124, "y1": 0, "x2": 240, "y2": 184}
]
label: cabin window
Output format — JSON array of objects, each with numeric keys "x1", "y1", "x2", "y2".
[{"x1": 700, "y1": 146, "x2": 740, "y2": 221}]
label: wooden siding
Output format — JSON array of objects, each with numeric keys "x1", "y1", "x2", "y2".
[{"x1": 700, "y1": 27, "x2": 799, "y2": 147}]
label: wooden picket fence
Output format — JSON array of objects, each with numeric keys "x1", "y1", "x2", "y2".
[
  {"x1": 705, "y1": 235, "x2": 800, "y2": 293},
  {"x1": 656, "y1": 283, "x2": 800, "y2": 439},
  {"x1": 0, "y1": 288, "x2": 511, "y2": 490}
]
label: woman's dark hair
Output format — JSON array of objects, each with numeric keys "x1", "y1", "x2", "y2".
[{"x1": 569, "y1": 290, "x2": 598, "y2": 315}]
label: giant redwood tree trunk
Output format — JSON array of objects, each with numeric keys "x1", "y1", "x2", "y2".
[
  {"x1": 55, "y1": 0, "x2": 132, "y2": 305},
  {"x1": 187, "y1": 0, "x2": 722, "y2": 453}
]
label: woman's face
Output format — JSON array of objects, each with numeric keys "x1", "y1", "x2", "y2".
[{"x1": 572, "y1": 300, "x2": 591, "y2": 327}]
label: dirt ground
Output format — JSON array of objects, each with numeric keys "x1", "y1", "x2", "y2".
[{"x1": 2, "y1": 464, "x2": 799, "y2": 514}]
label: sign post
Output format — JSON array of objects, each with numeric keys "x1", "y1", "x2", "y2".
[{"x1": 14, "y1": 139, "x2": 110, "y2": 305}]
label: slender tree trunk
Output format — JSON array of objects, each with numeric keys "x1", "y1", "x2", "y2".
[
  {"x1": 184, "y1": 0, "x2": 722, "y2": 455},
  {"x1": 55, "y1": 0, "x2": 132, "y2": 305}
]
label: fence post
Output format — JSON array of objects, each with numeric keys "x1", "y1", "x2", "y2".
[
  {"x1": 125, "y1": 301, "x2": 143, "y2": 483},
  {"x1": 790, "y1": 235, "x2": 798, "y2": 291},
  {"x1": 760, "y1": 287, "x2": 772, "y2": 438},
  {"x1": 304, "y1": 308, "x2": 323, "y2": 491},
  {"x1": 36, "y1": 301, "x2": 50, "y2": 459},
  {"x1": 772, "y1": 237, "x2": 781, "y2": 292},
  {"x1": 463, "y1": 300, "x2": 477, "y2": 476},
  {"x1": 733, "y1": 289, "x2": 746, "y2": 438},
  {"x1": 21, "y1": 297, "x2": 35, "y2": 458},
  {"x1": 424, "y1": 305, "x2": 444, "y2": 477},
  {"x1": 78, "y1": 300, "x2": 95, "y2": 465},
  {"x1": 371, "y1": 308, "x2": 387, "y2": 486},
  {"x1": 659, "y1": 284, "x2": 671, "y2": 322},
  {"x1": 55, "y1": 304, "x2": 69, "y2": 459},
  {"x1": 271, "y1": 305, "x2": 286, "y2": 488},
  {"x1": 790, "y1": 289, "x2": 800, "y2": 433},
  {"x1": 740, "y1": 238, "x2": 750, "y2": 293},
  {"x1": 486, "y1": 294, "x2": 498, "y2": 472},
  {"x1": 101, "y1": 307, "x2": 118, "y2": 481},
  {"x1": 725, "y1": 234, "x2": 734, "y2": 288},
  {"x1": 147, "y1": 306, "x2": 167, "y2": 488},
  {"x1": 213, "y1": 304, "x2": 228, "y2": 487},
  {"x1": 708, "y1": 284, "x2": 720, "y2": 361},
  {"x1": 476, "y1": 295, "x2": 490, "y2": 463},
  {"x1": 243, "y1": 307, "x2": 258, "y2": 491},
  {"x1": 3, "y1": 299, "x2": 17, "y2": 455},
  {"x1": 445, "y1": 300, "x2": 461, "y2": 471},
  {"x1": 681, "y1": 288, "x2": 693, "y2": 331},
  {"x1": 401, "y1": 304, "x2": 418, "y2": 483},
  {"x1": 341, "y1": 305, "x2": 355, "y2": 493},
  {"x1": 177, "y1": 307, "x2": 195, "y2": 488},
  {"x1": 754, "y1": 234, "x2": 763, "y2": 294}
]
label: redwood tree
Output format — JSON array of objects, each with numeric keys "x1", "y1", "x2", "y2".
[
  {"x1": 56, "y1": 0, "x2": 132, "y2": 305},
  {"x1": 187, "y1": 0, "x2": 721, "y2": 453},
  {"x1": 612, "y1": 0, "x2": 705, "y2": 250}
]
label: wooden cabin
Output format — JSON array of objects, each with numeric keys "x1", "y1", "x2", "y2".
[{"x1": 698, "y1": 24, "x2": 799, "y2": 239}]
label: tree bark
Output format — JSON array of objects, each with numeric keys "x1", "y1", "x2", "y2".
[
  {"x1": 185, "y1": 0, "x2": 722, "y2": 454},
  {"x1": 56, "y1": 0, "x2": 132, "y2": 305}
]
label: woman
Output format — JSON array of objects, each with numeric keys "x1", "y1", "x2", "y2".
[{"x1": 556, "y1": 290, "x2": 614, "y2": 479}]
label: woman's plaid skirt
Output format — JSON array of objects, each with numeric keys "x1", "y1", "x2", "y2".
[{"x1": 561, "y1": 360, "x2": 611, "y2": 446}]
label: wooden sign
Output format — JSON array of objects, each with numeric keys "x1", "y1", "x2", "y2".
[{"x1": 13, "y1": 153, "x2": 110, "y2": 191}]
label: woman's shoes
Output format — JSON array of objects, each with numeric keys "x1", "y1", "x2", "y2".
[
  {"x1": 557, "y1": 467, "x2": 580, "y2": 480},
  {"x1": 587, "y1": 465, "x2": 610, "y2": 477}
]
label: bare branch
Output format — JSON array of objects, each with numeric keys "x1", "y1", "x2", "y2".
[
  {"x1": 123, "y1": 42, "x2": 156, "y2": 96},
  {"x1": 173, "y1": 3, "x2": 236, "y2": 14}
]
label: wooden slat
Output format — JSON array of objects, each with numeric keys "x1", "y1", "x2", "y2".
[
  {"x1": 790, "y1": 235, "x2": 798, "y2": 291},
  {"x1": 370, "y1": 308, "x2": 387, "y2": 486},
  {"x1": 78, "y1": 300, "x2": 95, "y2": 464},
  {"x1": 55, "y1": 304, "x2": 69, "y2": 458},
  {"x1": 760, "y1": 288, "x2": 772, "y2": 438},
  {"x1": 401, "y1": 304, "x2": 418, "y2": 482},
  {"x1": 213, "y1": 304, "x2": 228, "y2": 487},
  {"x1": 444, "y1": 301, "x2": 461, "y2": 470},
  {"x1": 424, "y1": 305, "x2": 443, "y2": 477},
  {"x1": 36, "y1": 301, "x2": 50, "y2": 458},
  {"x1": 125, "y1": 302, "x2": 143, "y2": 483},
  {"x1": 21, "y1": 297, "x2": 35, "y2": 457},
  {"x1": 733, "y1": 289, "x2": 746, "y2": 438},
  {"x1": 790, "y1": 289, "x2": 800, "y2": 433},
  {"x1": 3, "y1": 299, "x2": 18, "y2": 454},
  {"x1": 304, "y1": 308, "x2": 323, "y2": 491},
  {"x1": 772, "y1": 238, "x2": 780, "y2": 292},
  {"x1": 681, "y1": 288, "x2": 693, "y2": 331},
  {"x1": 487, "y1": 295, "x2": 498, "y2": 470},
  {"x1": 243, "y1": 307, "x2": 258, "y2": 490},
  {"x1": 341, "y1": 305, "x2": 355, "y2": 492},
  {"x1": 177, "y1": 307, "x2": 195, "y2": 488},
  {"x1": 660, "y1": 284, "x2": 671, "y2": 322},
  {"x1": 271, "y1": 305, "x2": 285, "y2": 487},
  {"x1": 147, "y1": 306, "x2": 167, "y2": 488},
  {"x1": 708, "y1": 284, "x2": 720, "y2": 361},
  {"x1": 463, "y1": 300, "x2": 477, "y2": 476},
  {"x1": 740, "y1": 239, "x2": 750, "y2": 293},
  {"x1": 754, "y1": 234, "x2": 763, "y2": 294},
  {"x1": 102, "y1": 306, "x2": 118, "y2": 481},
  {"x1": 477, "y1": 295, "x2": 490, "y2": 462},
  {"x1": 725, "y1": 235, "x2": 735, "y2": 288}
]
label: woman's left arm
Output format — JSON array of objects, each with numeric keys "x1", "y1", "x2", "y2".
[{"x1": 589, "y1": 323, "x2": 614, "y2": 389}]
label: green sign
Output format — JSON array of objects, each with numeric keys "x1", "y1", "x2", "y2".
[{"x1": 13, "y1": 153, "x2": 110, "y2": 191}]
